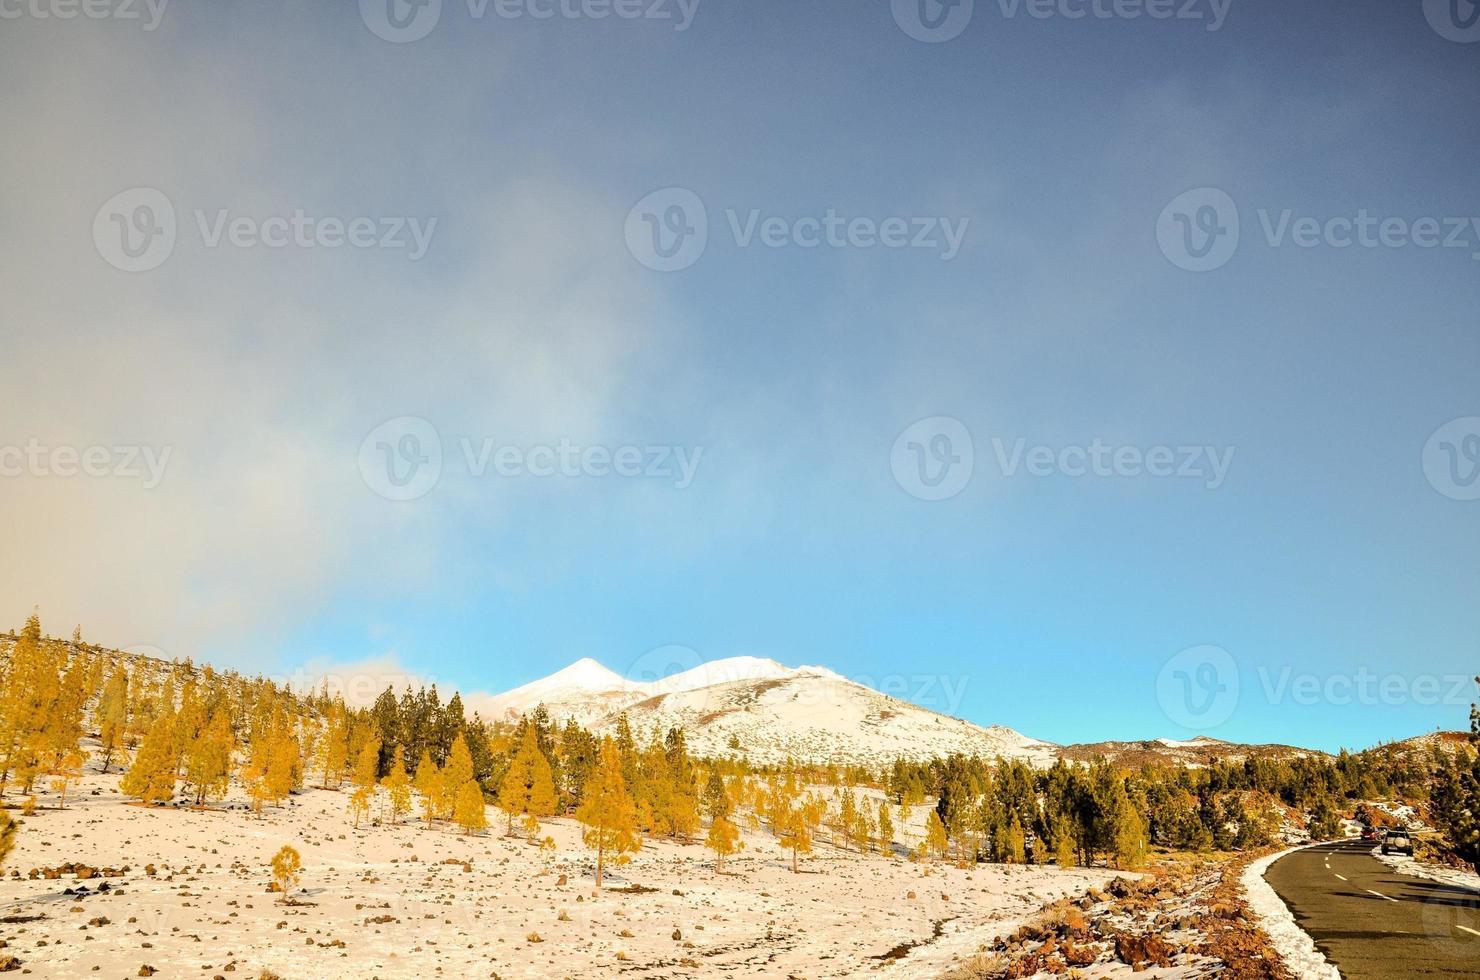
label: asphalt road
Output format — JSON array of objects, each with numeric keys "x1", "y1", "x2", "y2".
[{"x1": 1262, "y1": 839, "x2": 1480, "y2": 978}]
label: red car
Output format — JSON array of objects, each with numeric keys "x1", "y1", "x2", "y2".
[{"x1": 1360, "y1": 827, "x2": 1380, "y2": 842}]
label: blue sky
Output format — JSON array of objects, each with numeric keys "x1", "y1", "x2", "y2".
[{"x1": 1, "y1": 0, "x2": 1477, "y2": 752}]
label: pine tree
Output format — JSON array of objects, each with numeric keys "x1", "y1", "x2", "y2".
[
  {"x1": 576, "y1": 738, "x2": 641, "y2": 889},
  {"x1": 922, "y1": 809, "x2": 949, "y2": 864},
  {"x1": 778, "y1": 800, "x2": 813, "y2": 874},
  {"x1": 706, "y1": 814, "x2": 742, "y2": 873},
  {"x1": 877, "y1": 801, "x2": 894, "y2": 855},
  {"x1": 382, "y1": 745, "x2": 412, "y2": 824},
  {"x1": 271, "y1": 844, "x2": 302, "y2": 902},
  {"x1": 0, "y1": 614, "x2": 54, "y2": 796},
  {"x1": 413, "y1": 749, "x2": 443, "y2": 824},
  {"x1": 353, "y1": 738, "x2": 380, "y2": 793},
  {"x1": 349, "y1": 786, "x2": 372, "y2": 828},
  {"x1": 497, "y1": 726, "x2": 558, "y2": 838},
  {"x1": 442, "y1": 734, "x2": 475, "y2": 819},
  {"x1": 47, "y1": 749, "x2": 83, "y2": 810},
  {"x1": 266, "y1": 728, "x2": 299, "y2": 805},
  {"x1": 318, "y1": 702, "x2": 349, "y2": 788},
  {"x1": 97, "y1": 666, "x2": 129, "y2": 773},
  {"x1": 702, "y1": 769, "x2": 731, "y2": 821},
  {"x1": 454, "y1": 780, "x2": 488, "y2": 835},
  {"x1": 0, "y1": 809, "x2": 15, "y2": 868},
  {"x1": 1115, "y1": 798, "x2": 1148, "y2": 870},
  {"x1": 185, "y1": 710, "x2": 234, "y2": 805},
  {"x1": 120, "y1": 714, "x2": 176, "y2": 805},
  {"x1": 1004, "y1": 814, "x2": 1027, "y2": 864},
  {"x1": 1053, "y1": 816, "x2": 1078, "y2": 868}
]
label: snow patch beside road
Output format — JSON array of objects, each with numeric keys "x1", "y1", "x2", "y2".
[
  {"x1": 1240, "y1": 844, "x2": 1342, "y2": 980},
  {"x1": 1371, "y1": 848, "x2": 1480, "y2": 895}
]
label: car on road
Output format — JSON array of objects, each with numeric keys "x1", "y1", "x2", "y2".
[
  {"x1": 1360, "y1": 826, "x2": 1380, "y2": 842},
  {"x1": 1380, "y1": 829, "x2": 1414, "y2": 856}
]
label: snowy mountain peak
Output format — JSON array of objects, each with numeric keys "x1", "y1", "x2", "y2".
[
  {"x1": 648, "y1": 656, "x2": 795, "y2": 695},
  {"x1": 545, "y1": 657, "x2": 631, "y2": 691}
]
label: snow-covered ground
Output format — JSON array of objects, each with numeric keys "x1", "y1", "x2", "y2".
[
  {"x1": 1371, "y1": 847, "x2": 1480, "y2": 895},
  {"x1": 0, "y1": 768, "x2": 1116, "y2": 978},
  {"x1": 1240, "y1": 845, "x2": 1341, "y2": 980}
]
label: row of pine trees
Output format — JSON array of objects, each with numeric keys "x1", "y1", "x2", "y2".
[{"x1": 2, "y1": 614, "x2": 1476, "y2": 878}]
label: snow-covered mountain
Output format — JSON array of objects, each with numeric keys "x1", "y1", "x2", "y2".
[
  {"x1": 476, "y1": 656, "x2": 1059, "y2": 767},
  {"x1": 478, "y1": 657, "x2": 647, "y2": 728}
]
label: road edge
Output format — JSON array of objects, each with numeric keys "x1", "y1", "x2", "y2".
[
  {"x1": 1370, "y1": 847, "x2": 1480, "y2": 895},
  {"x1": 1240, "y1": 842, "x2": 1342, "y2": 980}
]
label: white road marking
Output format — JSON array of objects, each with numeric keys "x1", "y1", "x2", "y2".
[
  {"x1": 1334, "y1": 873, "x2": 1347, "y2": 881},
  {"x1": 1457, "y1": 925, "x2": 1480, "y2": 938},
  {"x1": 1366, "y1": 889, "x2": 1398, "y2": 903}
]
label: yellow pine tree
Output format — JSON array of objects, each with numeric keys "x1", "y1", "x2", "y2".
[
  {"x1": 171, "y1": 680, "x2": 205, "y2": 776},
  {"x1": 496, "y1": 726, "x2": 558, "y2": 838},
  {"x1": 0, "y1": 614, "x2": 57, "y2": 796},
  {"x1": 705, "y1": 814, "x2": 742, "y2": 873},
  {"x1": 185, "y1": 710, "x2": 234, "y2": 805},
  {"x1": 353, "y1": 738, "x2": 380, "y2": 792},
  {"x1": 0, "y1": 809, "x2": 14, "y2": 868},
  {"x1": 777, "y1": 795, "x2": 813, "y2": 874},
  {"x1": 349, "y1": 786, "x2": 372, "y2": 828},
  {"x1": 381, "y1": 745, "x2": 411, "y2": 824},
  {"x1": 921, "y1": 809, "x2": 949, "y2": 864},
  {"x1": 877, "y1": 801, "x2": 894, "y2": 855},
  {"x1": 454, "y1": 780, "x2": 488, "y2": 835},
  {"x1": 96, "y1": 666, "x2": 129, "y2": 773},
  {"x1": 271, "y1": 844, "x2": 302, "y2": 902},
  {"x1": 441, "y1": 734, "x2": 474, "y2": 819},
  {"x1": 49, "y1": 749, "x2": 84, "y2": 810},
  {"x1": 576, "y1": 738, "x2": 641, "y2": 890},
  {"x1": 414, "y1": 749, "x2": 443, "y2": 824},
  {"x1": 317, "y1": 702, "x2": 349, "y2": 789},
  {"x1": 120, "y1": 714, "x2": 176, "y2": 805},
  {"x1": 265, "y1": 729, "x2": 299, "y2": 805}
]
